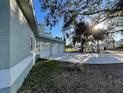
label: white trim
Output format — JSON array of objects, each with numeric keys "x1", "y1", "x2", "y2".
[{"x1": 0, "y1": 56, "x2": 33, "y2": 89}]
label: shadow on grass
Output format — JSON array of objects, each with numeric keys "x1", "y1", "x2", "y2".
[{"x1": 17, "y1": 58, "x2": 123, "y2": 93}]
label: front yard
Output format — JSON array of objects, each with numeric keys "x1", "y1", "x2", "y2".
[{"x1": 18, "y1": 59, "x2": 123, "y2": 93}]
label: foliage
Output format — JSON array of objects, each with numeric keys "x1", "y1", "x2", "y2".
[
  {"x1": 40, "y1": 0, "x2": 122, "y2": 30},
  {"x1": 39, "y1": 0, "x2": 122, "y2": 52},
  {"x1": 91, "y1": 29, "x2": 106, "y2": 41},
  {"x1": 72, "y1": 22, "x2": 91, "y2": 52},
  {"x1": 66, "y1": 42, "x2": 73, "y2": 48},
  {"x1": 37, "y1": 23, "x2": 45, "y2": 32}
]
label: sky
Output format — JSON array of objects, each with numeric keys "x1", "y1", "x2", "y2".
[
  {"x1": 33, "y1": 0, "x2": 122, "y2": 41},
  {"x1": 33, "y1": 0, "x2": 63, "y2": 38}
]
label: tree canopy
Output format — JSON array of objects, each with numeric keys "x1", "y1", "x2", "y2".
[
  {"x1": 40, "y1": 0, "x2": 122, "y2": 30},
  {"x1": 39, "y1": 0, "x2": 123, "y2": 52}
]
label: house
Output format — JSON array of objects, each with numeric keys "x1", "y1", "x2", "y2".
[{"x1": 0, "y1": 0, "x2": 64, "y2": 93}]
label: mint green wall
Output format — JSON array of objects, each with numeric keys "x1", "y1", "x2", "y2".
[
  {"x1": 0, "y1": 87, "x2": 10, "y2": 93},
  {"x1": 0, "y1": 59, "x2": 33, "y2": 93},
  {"x1": 0, "y1": 0, "x2": 33, "y2": 69},
  {"x1": 0, "y1": 0, "x2": 10, "y2": 70},
  {"x1": 10, "y1": 0, "x2": 32, "y2": 68},
  {"x1": 0, "y1": 0, "x2": 32, "y2": 70},
  {"x1": 0, "y1": 0, "x2": 34, "y2": 93},
  {"x1": 10, "y1": 60, "x2": 33, "y2": 93}
]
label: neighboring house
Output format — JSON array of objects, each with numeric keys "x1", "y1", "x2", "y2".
[{"x1": 0, "y1": 0, "x2": 64, "y2": 93}]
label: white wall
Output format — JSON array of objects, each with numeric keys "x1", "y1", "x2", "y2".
[
  {"x1": 40, "y1": 43, "x2": 51, "y2": 58},
  {"x1": 39, "y1": 42, "x2": 64, "y2": 58},
  {"x1": 52, "y1": 44, "x2": 59, "y2": 56},
  {"x1": 58, "y1": 44, "x2": 64, "y2": 56}
]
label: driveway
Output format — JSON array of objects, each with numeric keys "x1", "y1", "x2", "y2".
[
  {"x1": 50, "y1": 53, "x2": 122, "y2": 64},
  {"x1": 50, "y1": 53, "x2": 90, "y2": 63},
  {"x1": 85, "y1": 54, "x2": 123, "y2": 64}
]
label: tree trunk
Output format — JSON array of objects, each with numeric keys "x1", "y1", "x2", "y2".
[
  {"x1": 91, "y1": 43, "x2": 94, "y2": 53},
  {"x1": 80, "y1": 43, "x2": 84, "y2": 52},
  {"x1": 64, "y1": 37, "x2": 66, "y2": 52},
  {"x1": 97, "y1": 40, "x2": 100, "y2": 53}
]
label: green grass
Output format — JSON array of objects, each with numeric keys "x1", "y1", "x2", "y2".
[
  {"x1": 65, "y1": 48, "x2": 79, "y2": 52},
  {"x1": 17, "y1": 59, "x2": 62, "y2": 93},
  {"x1": 17, "y1": 59, "x2": 122, "y2": 93}
]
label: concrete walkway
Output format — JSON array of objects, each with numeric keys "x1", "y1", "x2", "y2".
[
  {"x1": 49, "y1": 53, "x2": 90, "y2": 63},
  {"x1": 50, "y1": 53, "x2": 123, "y2": 64},
  {"x1": 84, "y1": 54, "x2": 123, "y2": 64}
]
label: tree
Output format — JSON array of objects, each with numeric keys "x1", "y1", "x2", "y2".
[
  {"x1": 39, "y1": 0, "x2": 122, "y2": 52},
  {"x1": 72, "y1": 22, "x2": 90, "y2": 52},
  {"x1": 91, "y1": 28, "x2": 106, "y2": 53},
  {"x1": 40, "y1": 0, "x2": 122, "y2": 31},
  {"x1": 37, "y1": 23, "x2": 45, "y2": 33}
]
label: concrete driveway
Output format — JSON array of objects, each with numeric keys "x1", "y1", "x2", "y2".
[
  {"x1": 85, "y1": 54, "x2": 123, "y2": 64},
  {"x1": 50, "y1": 53, "x2": 123, "y2": 64},
  {"x1": 50, "y1": 53, "x2": 90, "y2": 63}
]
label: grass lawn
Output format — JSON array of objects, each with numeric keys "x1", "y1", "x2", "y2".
[
  {"x1": 17, "y1": 59, "x2": 123, "y2": 93},
  {"x1": 65, "y1": 48, "x2": 79, "y2": 53}
]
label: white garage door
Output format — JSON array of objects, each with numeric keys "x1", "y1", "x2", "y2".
[
  {"x1": 52, "y1": 44, "x2": 59, "y2": 56},
  {"x1": 58, "y1": 44, "x2": 64, "y2": 56},
  {"x1": 40, "y1": 43, "x2": 51, "y2": 58}
]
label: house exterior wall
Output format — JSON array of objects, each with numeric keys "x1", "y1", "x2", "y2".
[
  {"x1": 40, "y1": 43, "x2": 51, "y2": 58},
  {"x1": 58, "y1": 44, "x2": 64, "y2": 56},
  {"x1": 39, "y1": 42, "x2": 64, "y2": 58},
  {"x1": 10, "y1": 0, "x2": 31, "y2": 67},
  {"x1": 0, "y1": 0, "x2": 10, "y2": 70},
  {"x1": 52, "y1": 44, "x2": 59, "y2": 56},
  {"x1": 0, "y1": 0, "x2": 35, "y2": 93},
  {"x1": 36, "y1": 39, "x2": 64, "y2": 59}
]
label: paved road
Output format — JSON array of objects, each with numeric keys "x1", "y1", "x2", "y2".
[{"x1": 85, "y1": 54, "x2": 123, "y2": 64}]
